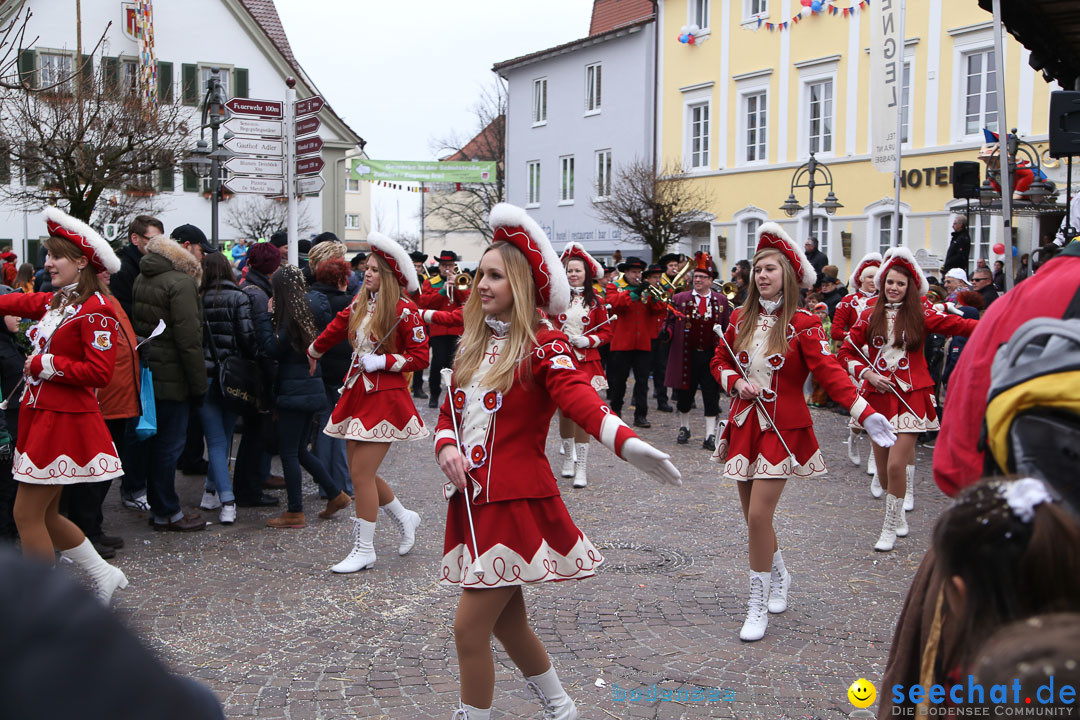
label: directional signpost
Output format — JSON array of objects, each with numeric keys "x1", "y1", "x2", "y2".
[
  {"x1": 296, "y1": 156, "x2": 325, "y2": 176},
  {"x1": 223, "y1": 136, "x2": 284, "y2": 157},
  {"x1": 295, "y1": 136, "x2": 323, "y2": 157},
  {"x1": 224, "y1": 156, "x2": 284, "y2": 175},
  {"x1": 225, "y1": 98, "x2": 283, "y2": 119},
  {"x1": 224, "y1": 176, "x2": 284, "y2": 195},
  {"x1": 295, "y1": 116, "x2": 320, "y2": 137},
  {"x1": 223, "y1": 117, "x2": 282, "y2": 137},
  {"x1": 294, "y1": 95, "x2": 324, "y2": 117},
  {"x1": 296, "y1": 175, "x2": 325, "y2": 195}
]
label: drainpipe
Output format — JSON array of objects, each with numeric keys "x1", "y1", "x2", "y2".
[{"x1": 650, "y1": 1, "x2": 660, "y2": 177}]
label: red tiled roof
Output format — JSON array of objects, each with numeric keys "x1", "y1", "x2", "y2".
[
  {"x1": 589, "y1": 0, "x2": 655, "y2": 35},
  {"x1": 443, "y1": 116, "x2": 504, "y2": 162}
]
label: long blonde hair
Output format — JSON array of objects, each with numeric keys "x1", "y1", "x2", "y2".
[
  {"x1": 454, "y1": 241, "x2": 540, "y2": 393},
  {"x1": 734, "y1": 248, "x2": 800, "y2": 356},
  {"x1": 348, "y1": 254, "x2": 401, "y2": 354}
]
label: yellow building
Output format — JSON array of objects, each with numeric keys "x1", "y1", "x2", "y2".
[{"x1": 657, "y1": 0, "x2": 1063, "y2": 280}]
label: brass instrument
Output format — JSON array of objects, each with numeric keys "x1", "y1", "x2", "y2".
[
  {"x1": 715, "y1": 281, "x2": 739, "y2": 300},
  {"x1": 645, "y1": 259, "x2": 694, "y2": 303},
  {"x1": 452, "y1": 263, "x2": 472, "y2": 291}
]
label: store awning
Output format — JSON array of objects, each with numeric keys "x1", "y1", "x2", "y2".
[{"x1": 978, "y1": 0, "x2": 1080, "y2": 89}]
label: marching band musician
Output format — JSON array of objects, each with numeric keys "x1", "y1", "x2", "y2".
[
  {"x1": 409, "y1": 251, "x2": 430, "y2": 400},
  {"x1": 417, "y1": 250, "x2": 470, "y2": 408},
  {"x1": 664, "y1": 252, "x2": 732, "y2": 450}
]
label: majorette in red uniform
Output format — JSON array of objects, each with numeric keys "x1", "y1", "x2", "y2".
[
  {"x1": 433, "y1": 203, "x2": 681, "y2": 720},
  {"x1": 553, "y1": 241, "x2": 612, "y2": 489},
  {"x1": 605, "y1": 257, "x2": 668, "y2": 427},
  {"x1": 0, "y1": 207, "x2": 128, "y2": 603},
  {"x1": 308, "y1": 232, "x2": 430, "y2": 574},
  {"x1": 709, "y1": 222, "x2": 896, "y2": 643},
  {"x1": 838, "y1": 247, "x2": 977, "y2": 552},
  {"x1": 416, "y1": 249, "x2": 470, "y2": 407},
  {"x1": 830, "y1": 252, "x2": 882, "y2": 472}
]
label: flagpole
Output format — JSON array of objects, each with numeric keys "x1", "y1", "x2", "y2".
[
  {"x1": 892, "y1": 0, "x2": 906, "y2": 249},
  {"x1": 991, "y1": 0, "x2": 1015, "y2": 290}
]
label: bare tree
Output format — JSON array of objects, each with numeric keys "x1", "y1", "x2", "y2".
[
  {"x1": 591, "y1": 158, "x2": 715, "y2": 261},
  {"x1": 225, "y1": 196, "x2": 314, "y2": 240},
  {"x1": 426, "y1": 76, "x2": 505, "y2": 242}
]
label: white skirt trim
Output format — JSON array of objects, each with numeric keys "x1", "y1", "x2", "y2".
[
  {"x1": 13, "y1": 450, "x2": 122, "y2": 484},
  {"x1": 440, "y1": 535, "x2": 604, "y2": 588},
  {"x1": 717, "y1": 449, "x2": 828, "y2": 481},
  {"x1": 324, "y1": 415, "x2": 430, "y2": 442}
]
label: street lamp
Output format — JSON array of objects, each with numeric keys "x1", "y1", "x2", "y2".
[
  {"x1": 779, "y1": 152, "x2": 842, "y2": 244},
  {"x1": 180, "y1": 68, "x2": 229, "y2": 248}
]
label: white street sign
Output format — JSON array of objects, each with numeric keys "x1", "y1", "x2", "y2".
[
  {"x1": 224, "y1": 157, "x2": 284, "y2": 176},
  {"x1": 224, "y1": 176, "x2": 284, "y2": 195},
  {"x1": 223, "y1": 117, "x2": 283, "y2": 137},
  {"x1": 296, "y1": 175, "x2": 325, "y2": 195},
  {"x1": 223, "y1": 136, "x2": 283, "y2": 157}
]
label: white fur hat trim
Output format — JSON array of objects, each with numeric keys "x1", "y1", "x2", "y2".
[
  {"x1": 43, "y1": 206, "x2": 121, "y2": 275},
  {"x1": 849, "y1": 252, "x2": 883, "y2": 289},
  {"x1": 875, "y1": 246, "x2": 929, "y2": 295},
  {"x1": 489, "y1": 203, "x2": 571, "y2": 316},
  {"x1": 368, "y1": 231, "x2": 420, "y2": 294},
  {"x1": 560, "y1": 241, "x2": 603, "y2": 281},
  {"x1": 756, "y1": 221, "x2": 817, "y2": 290}
]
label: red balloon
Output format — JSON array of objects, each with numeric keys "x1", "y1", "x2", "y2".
[
  {"x1": 992, "y1": 242, "x2": 1005, "y2": 255},
  {"x1": 802, "y1": 0, "x2": 812, "y2": 5},
  {"x1": 688, "y1": 35, "x2": 696, "y2": 44}
]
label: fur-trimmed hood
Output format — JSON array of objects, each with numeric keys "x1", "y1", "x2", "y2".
[{"x1": 143, "y1": 236, "x2": 203, "y2": 284}]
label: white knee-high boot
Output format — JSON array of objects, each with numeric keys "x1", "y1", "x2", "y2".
[
  {"x1": 874, "y1": 495, "x2": 900, "y2": 552},
  {"x1": 451, "y1": 702, "x2": 490, "y2": 720},
  {"x1": 525, "y1": 665, "x2": 578, "y2": 720},
  {"x1": 560, "y1": 438, "x2": 576, "y2": 478},
  {"x1": 847, "y1": 429, "x2": 861, "y2": 466},
  {"x1": 572, "y1": 443, "x2": 589, "y2": 489},
  {"x1": 60, "y1": 538, "x2": 128, "y2": 604},
  {"x1": 768, "y1": 549, "x2": 791, "y2": 613},
  {"x1": 331, "y1": 517, "x2": 377, "y2": 573},
  {"x1": 380, "y1": 498, "x2": 421, "y2": 555},
  {"x1": 904, "y1": 465, "x2": 915, "y2": 511},
  {"x1": 740, "y1": 570, "x2": 771, "y2": 641}
]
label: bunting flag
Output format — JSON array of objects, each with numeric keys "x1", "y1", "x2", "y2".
[
  {"x1": 364, "y1": 179, "x2": 476, "y2": 194},
  {"x1": 753, "y1": 0, "x2": 868, "y2": 32},
  {"x1": 135, "y1": 1, "x2": 156, "y2": 102}
]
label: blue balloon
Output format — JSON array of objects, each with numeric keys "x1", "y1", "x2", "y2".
[
  {"x1": 1012, "y1": 245, "x2": 1019, "y2": 257},
  {"x1": 811, "y1": 0, "x2": 823, "y2": 11},
  {"x1": 679, "y1": 34, "x2": 688, "y2": 43}
]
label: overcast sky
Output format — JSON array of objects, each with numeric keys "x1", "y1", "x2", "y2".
[{"x1": 275, "y1": 1, "x2": 594, "y2": 236}]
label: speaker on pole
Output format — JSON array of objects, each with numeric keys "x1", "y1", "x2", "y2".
[
  {"x1": 952, "y1": 161, "x2": 981, "y2": 200},
  {"x1": 1049, "y1": 91, "x2": 1080, "y2": 158}
]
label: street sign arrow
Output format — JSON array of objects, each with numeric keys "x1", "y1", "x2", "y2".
[
  {"x1": 224, "y1": 176, "x2": 284, "y2": 195},
  {"x1": 294, "y1": 95, "x2": 324, "y2": 117},
  {"x1": 224, "y1": 156, "x2": 284, "y2": 176},
  {"x1": 223, "y1": 117, "x2": 283, "y2": 138},
  {"x1": 295, "y1": 115, "x2": 321, "y2": 137},
  {"x1": 296, "y1": 136, "x2": 323, "y2": 157},
  {"x1": 223, "y1": 136, "x2": 283, "y2": 157},
  {"x1": 296, "y1": 156, "x2": 325, "y2": 176},
  {"x1": 296, "y1": 175, "x2": 325, "y2": 195},
  {"x1": 225, "y1": 98, "x2": 283, "y2": 119}
]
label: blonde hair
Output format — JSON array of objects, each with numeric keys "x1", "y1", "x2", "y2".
[
  {"x1": 734, "y1": 248, "x2": 800, "y2": 356},
  {"x1": 348, "y1": 254, "x2": 401, "y2": 354},
  {"x1": 308, "y1": 240, "x2": 347, "y2": 274},
  {"x1": 453, "y1": 242, "x2": 540, "y2": 393}
]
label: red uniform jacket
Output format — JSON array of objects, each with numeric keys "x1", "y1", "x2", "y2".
[
  {"x1": 416, "y1": 276, "x2": 469, "y2": 338},
  {"x1": 553, "y1": 297, "x2": 612, "y2": 364},
  {"x1": 434, "y1": 328, "x2": 638, "y2": 505},
  {"x1": 97, "y1": 294, "x2": 140, "y2": 420},
  {"x1": 607, "y1": 285, "x2": 667, "y2": 352},
  {"x1": 837, "y1": 302, "x2": 977, "y2": 394},
  {"x1": 711, "y1": 308, "x2": 874, "y2": 430},
  {"x1": 421, "y1": 306, "x2": 464, "y2": 334},
  {"x1": 0, "y1": 291, "x2": 118, "y2": 413},
  {"x1": 664, "y1": 289, "x2": 732, "y2": 389},
  {"x1": 830, "y1": 290, "x2": 875, "y2": 342},
  {"x1": 309, "y1": 297, "x2": 429, "y2": 393}
]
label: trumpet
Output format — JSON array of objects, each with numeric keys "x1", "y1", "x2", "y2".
[{"x1": 452, "y1": 263, "x2": 472, "y2": 291}]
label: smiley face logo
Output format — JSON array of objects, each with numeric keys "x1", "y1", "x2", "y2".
[{"x1": 847, "y1": 678, "x2": 876, "y2": 709}]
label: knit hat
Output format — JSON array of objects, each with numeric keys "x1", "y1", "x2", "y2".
[{"x1": 246, "y1": 241, "x2": 282, "y2": 275}]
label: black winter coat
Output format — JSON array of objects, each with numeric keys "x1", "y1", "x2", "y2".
[
  {"x1": 202, "y1": 281, "x2": 258, "y2": 398},
  {"x1": 111, "y1": 243, "x2": 144, "y2": 319},
  {"x1": 254, "y1": 312, "x2": 326, "y2": 413},
  {"x1": 943, "y1": 229, "x2": 971, "y2": 275},
  {"x1": 306, "y1": 282, "x2": 352, "y2": 388}
]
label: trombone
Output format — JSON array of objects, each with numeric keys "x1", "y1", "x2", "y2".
[{"x1": 645, "y1": 258, "x2": 694, "y2": 303}]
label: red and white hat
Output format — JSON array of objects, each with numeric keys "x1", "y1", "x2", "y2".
[
  {"x1": 489, "y1": 203, "x2": 570, "y2": 315},
  {"x1": 560, "y1": 241, "x2": 603, "y2": 281},
  {"x1": 368, "y1": 231, "x2": 419, "y2": 294},
  {"x1": 849, "y1": 252, "x2": 883, "y2": 289},
  {"x1": 44, "y1": 207, "x2": 121, "y2": 274},
  {"x1": 756, "y1": 222, "x2": 816, "y2": 290},
  {"x1": 875, "y1": 247, "x2": 929, "y2": 295}
]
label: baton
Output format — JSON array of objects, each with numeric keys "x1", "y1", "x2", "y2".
[
  {"x1": 844, "y1": 338, "x2": 918, "y2": 417},
  {"x1": 440, "y1": 368, "x2": 485, "y2": 581},
  {"x1": 714, "y1": 326, "x2": 797, "y2": 462}
]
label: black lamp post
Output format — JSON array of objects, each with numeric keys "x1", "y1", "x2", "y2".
[
  {"x1": 181, "y1": 68, "x2": 234, "y2": 248},
  {"x1": 780, "y1": 152, "x2": 843, "y2": 246}
]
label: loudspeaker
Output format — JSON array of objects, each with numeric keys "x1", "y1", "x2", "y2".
[
  {"x1": 1049, "y1": 91, "x2": 1080, "y2": 158},
  {"x1": 952, "y1": 161, "x2": 980, "y2": 200}
]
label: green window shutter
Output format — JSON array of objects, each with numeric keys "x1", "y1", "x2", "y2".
[
  {"x1": 158, "y1": 166, "x2": 175, "y2": 192},
  {"x1": 0, "y1": 142, "x2": 10, "y2": 184},
  {"x1": 156, "y1": 61, "x2": 173, "y2": 103},
  {"x1": 80, "y1": 54, "x2": 93, "y2": 91},
  {"x1": 101, "y1": 56, "x2": 118, "y2": 93},
  {"x1": 18, "y1": 49, "x2": 36, "y2": 89},
  {"x1": 181, "y1": 63, "x2": 198, "y2": 105},
  {"x1": 182, "y1": 166, "x2": 199, "y2": 192},
  {"x1": 232, "y1": 67, "x2": 248, "y2": 99}
]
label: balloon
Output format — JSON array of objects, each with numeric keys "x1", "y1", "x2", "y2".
[
  {"x1": 811, "y1": 0, "x2": 823, "y2": 10},
  {"x1": 801, "y1": 6, "x2": 813, "y2": 16},
  {"x1": 679, "y1": 34, "x2": 687, "y2": 43},
  {"x1": 801, "y1": 0, "x2": 812, "y2": 5},
  {"x1": 992, "y1": 242, "x2": 1005, "y2": 255},
  {"x1": 680, "y1": 25, "x2": 689, "y2": 34},
  {"x1": 688, "y1": 35, "x2": 696, "y2": 45},
  {"x1": 1012, "y1": 245, "x2": 1019, "y2": 257},
  {"x1": 689, "y1": 24, "x2": 700, "y2": 34}
]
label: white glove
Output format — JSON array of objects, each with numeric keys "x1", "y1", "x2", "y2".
[
  {"x1": 568, "y1": 335, "x2": 590, "y2": 349},
  {"x1": 933, "y1": 302, "x2": 962, "y2": 316},
  {"x1": 622, "y1": 437, "x2": 682, "y2": 486},
  {"x1": 863, "y1": 413, "x2": 897, "y2": 448},
  {"x1": 421, "y1": 310, "x2": 436, "y2": 324},
  {"x1": 360, "y1": 353, "x2": 386, "y2": 373}
]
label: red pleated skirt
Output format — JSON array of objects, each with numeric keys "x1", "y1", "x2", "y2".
[{"x1": 14, "y1": 406, "x2": 121, "y2": 484}]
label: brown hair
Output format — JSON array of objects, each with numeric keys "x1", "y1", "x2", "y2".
[
  {"x1": 867, "y1": 264, "x2": 925, "y2": 351},
  {"x1": 734, "y1": 248, "x2": 800, "y2": 356},
  {"x1": 43, "y1": 236, "x2": 109, "y2": 309},
  {"x1": 315, "y1": 257, "x2": 350, "y2": 289},
  {"x1": 973, "y1": 613, "x2": 1080, "y2": 709},
  {"x1": 563, "y1": 257, "x2": 596, "y2": 307},
  {"x1": 129, "y1": 214, "x2": 163, "y2": 239},
  {"x1": 348, "y1": 254, "x2": 400, "y2": 355},
  {"x1": 956, "y1": 289, "x2": 985, "y2": 311}
]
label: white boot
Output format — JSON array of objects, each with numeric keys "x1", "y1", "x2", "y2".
[
  {"x1": 904, "y1": 465, "x2": 915, "y2": 512},
  {"x1": 560, "y1": 438, "x2": 576, "y2": 478},
  {"x1": 874, "y1": 495, "x2": 900, "y2": 552},
  {"x1": 331, "y1": 517, "x2": 377, "y2": 573},
  {"x1": 870, "y1": 471, "x2": 883, "y2": 499},
  {"x1": 381, "y1": 498, "x2": 421, "y2": 555},
  {"x1": 572, "y1": 443, "x2": 588, "y2": 489},
  {"x1": 60, "y1": 538, "x2": 128, "y2": 604},
  {"x1": 867, "y1": 453, "x2": 876, "y2": 476},
  {"x1": 894, "y1": 499, "x2": 909, "y2": 538},
  {"x1": 524, "y1": 665, "x2": 579, "y2": 720},
  {"x1": 451, "y1": 703, "x2": 491, "y2": 720},
  {"x1": 768, "y1": 550, "x2": 791, "y2": 614},
  {"x1": 847, "y1": 429, "x2": 861, "y2": 466},
  {"x1": 740, "y1": 571, "x2": 771, "y2": 641}
]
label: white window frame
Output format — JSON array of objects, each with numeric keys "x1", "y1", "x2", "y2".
[
  {"x1": 526, "y1": 160, "x2": 541, "y2": 208},
  {"x1": 960, "y1": 47, "x2": 999, "y2": 139},
  {"x1": 346, "y1": 177, "x2": 361, "y2": 193},
  {"x1": 945, "y1": 200, "x2": 994, "y2": 272},
  {"x1": 559, "y1": 155, "x2": 575, "y2": 205},
  {"x1": 901, "y1": 56, "x2": 914, "y2": 147},
  {"x1": 688, "y1": 0, "x2": 711, "y2": 34},
  {"x1": 121, "y1": 59, "x2": 140, "y2": 95},
  {"x1": 684, "y1": 100, "x2": 711, "y2": 171},
  {"x1": 345, "y1": 214, "x2": 361, "y2": 230},
  {"x1": 950, "y1": 25, "x2": 999, "y2": 142},
  {"x1": 585, "y1": 63, "x2": 602, "y2": 115},
  {"x1": 798, "y1": 209, "x2": 831, "y2": 259},
  {"x1": 732, "y1": 207, "x2": 769, "y2": 261},
  {"x1": 737, "y1": 85, "x2": 769, "y2": 166},
  {"x1": 743, "y1": 0, "x2": 768, "y2": 22},
  {"x1": 875, "y1": 212, "x2": 907, "y2": 255},
  {"x1": 594, "y1": 149, "x2": 612, "y2": 202},
  {"x1": 532, "y1": 77, "x2": 548, "y2": 126},
  {"x1": 38, "y1": 50, "x2": 74, "y2": 90},
  {"x1": 199, "y1": 64, "x2": 232, "y2": 99},
  {"x1": 800, "y1": 73, "x2": 836, "y2": 159}
]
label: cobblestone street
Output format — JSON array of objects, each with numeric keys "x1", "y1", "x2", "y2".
[{"x1": 89, "y1": 393, "x2": 946, "y2": 719}]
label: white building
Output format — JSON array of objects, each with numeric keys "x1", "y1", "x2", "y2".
[
  {"x1": 494, "y1": 0, "x2": 656, "y2": 266},
  {"x1": 0, "y1": 0, "x2": 366, "y2": 260}
]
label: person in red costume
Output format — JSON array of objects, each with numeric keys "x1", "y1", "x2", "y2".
[
  {"x1": 417, "y1": 249, "x2": 470, "y2": 408},
  {"x1": 710, "y1": 223, "x2": 896, "y2": 643},
  {"x1": 434, "y1": 203, "x2": 680, "y2": 720},
  {"x1": 0, "y1": 207, "x2": 128, "y2": 604},
  {"x1": 307, "y1": 232, "x2": 429, "y2": 574},
  {"x1": 839, "y1": 248, "x2": 977, "y2": 553}
]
